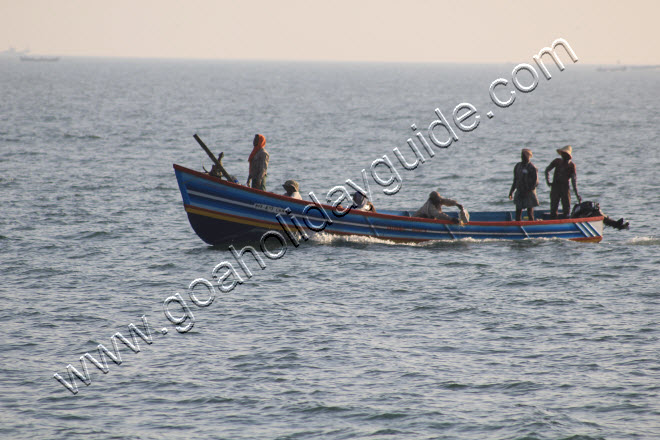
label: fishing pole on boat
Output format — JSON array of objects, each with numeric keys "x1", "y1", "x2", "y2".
[{"x1": 193, "y1": 133, "x2": 236, "y2": 182}]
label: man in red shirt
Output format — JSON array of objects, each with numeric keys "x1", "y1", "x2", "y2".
[
  {"x1": 545, "y1": 145, "x2": 581, "y2": 219},
  {"x1": 247, "y1": 134, "x2": 269, "y2": 190}
]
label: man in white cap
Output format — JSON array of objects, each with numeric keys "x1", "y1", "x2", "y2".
[
  {"x1": 545, "y1": 145, "x2": 581, "y2": 219},
  {"x1": 282, "y1": 180, "x2": 302, "y2": 199}
]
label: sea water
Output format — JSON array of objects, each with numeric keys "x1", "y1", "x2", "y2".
[{"x1": 0, "y1": 57, "x2": 659, "y2": 439}]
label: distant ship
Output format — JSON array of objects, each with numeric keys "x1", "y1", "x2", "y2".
[
  {"x1": 596, "y1": 65, "x2": 627, "y2": 72},
  {"x1": 1, "y1": 47, "x2": 60, "y2": 61},
  {"x1": 0, "y1": 47, "x2": 28, "y2": 58},
  {"x1": 20, "y1": 55, "x2": 60, "y2": 62}
]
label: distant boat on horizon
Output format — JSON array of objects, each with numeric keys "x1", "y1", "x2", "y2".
[
  {"x1": 19, "y1": 55, "x2": 60, "y2": 62},
  {"x1": 1, "y1": 47, "x2": 60, "y2": 61},
  {"x1": 596, "y1": 65, "x2": 627, "y2": 72},
  {"x1": 0, "y1": 47, "x2": 29, "y2": 58}
]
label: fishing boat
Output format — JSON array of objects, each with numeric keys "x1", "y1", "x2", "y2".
[{"x1": 174, "y1": 164, "x2": 604, "y2": 244}]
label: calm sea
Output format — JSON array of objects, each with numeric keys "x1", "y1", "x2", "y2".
[{"x1": 1, "y1": 57, "x2": 659, "y2": 440}]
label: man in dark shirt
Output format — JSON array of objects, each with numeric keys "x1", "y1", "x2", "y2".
[
  {"x1": 509, "y1": 148, "x2": 539, "y2": 221},
  {"x1": 545, "y1": 145, "x2": 581, "y2": 219}
]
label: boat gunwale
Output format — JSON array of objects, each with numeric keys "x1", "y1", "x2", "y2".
[{"x1": 174, "y1": 164, "x2": 604, "y2": 227}]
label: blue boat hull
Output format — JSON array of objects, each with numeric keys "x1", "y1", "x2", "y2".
[{"x1": 174, "y1": 164, "x2": 604, "y2": 245}]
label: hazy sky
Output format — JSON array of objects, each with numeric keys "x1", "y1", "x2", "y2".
[{"x1": 1, "y1": 0, "x2": 658, "y2": 64}]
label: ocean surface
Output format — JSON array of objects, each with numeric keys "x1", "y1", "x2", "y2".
[{"x1": 0, "y1": 57, "x2": 659, "y2": 440}]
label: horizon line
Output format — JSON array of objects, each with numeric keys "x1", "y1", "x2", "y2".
[{"x1": 2, "y1": 52, "x2": 658, "y2": 67}]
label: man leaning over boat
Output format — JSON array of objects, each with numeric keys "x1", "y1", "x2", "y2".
[{"x1": 415, "y1": 191, "x2": 466, "y2": 224}]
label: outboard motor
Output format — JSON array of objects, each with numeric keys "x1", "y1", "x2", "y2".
[
  {"x1": 571, "y1": 201, "x2": 603, "y2": 218},
  {"x1": 572, "y1": 201, "x2": 629, "y2": 230}
]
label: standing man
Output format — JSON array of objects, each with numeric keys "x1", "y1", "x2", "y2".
[
  {"x1": 508, "y1": 148, "x2": 539, "y2": 221},
  {"x1": 247, "y1": 134, "x2": 269, "y2": 190},
  {"x1": 545, "y1": 145, "x2": 581, "y2": 219}
]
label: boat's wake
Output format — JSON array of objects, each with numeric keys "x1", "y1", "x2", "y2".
[
  {"x1": 628, "y1": 236, "x2": 660, "y2": 246},
  {"x1": 309, "y1": 233, "x2": 564, "y2": 248},
  {"x1": 310, "y1": 233, "x2": 421, "y2": 247}
]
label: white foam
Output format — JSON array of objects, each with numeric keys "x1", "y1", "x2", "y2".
[
  {"x1": 309, "y1": 233, "x2": 560, "y2": 247},
  {"x1": 310, "y1": 232, "x2": 419, "y2": 246},
  {"x1": 629, "y1": 236, "x2": 660, "y2": 246}
]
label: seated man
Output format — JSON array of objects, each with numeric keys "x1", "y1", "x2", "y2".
[
  {"x1": 352, "y1": 192, "x2": 376, "y2": 212},
  {"x1": 282, "y1": 180, "x2": 302, "y2": 199},
  {"x1": 415, "y1": 191, "x2": 463, "y2": 224},
  {"x1": 208, "y1": 152, "x2": 223, "y2": 178},
  {"x1": 207, "y1": 152, "x2": 238, "y2": 183}
]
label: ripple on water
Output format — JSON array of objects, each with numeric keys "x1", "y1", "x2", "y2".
[{"x1": 2, "y1": 61, "x2": 659, "y2": 440}]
